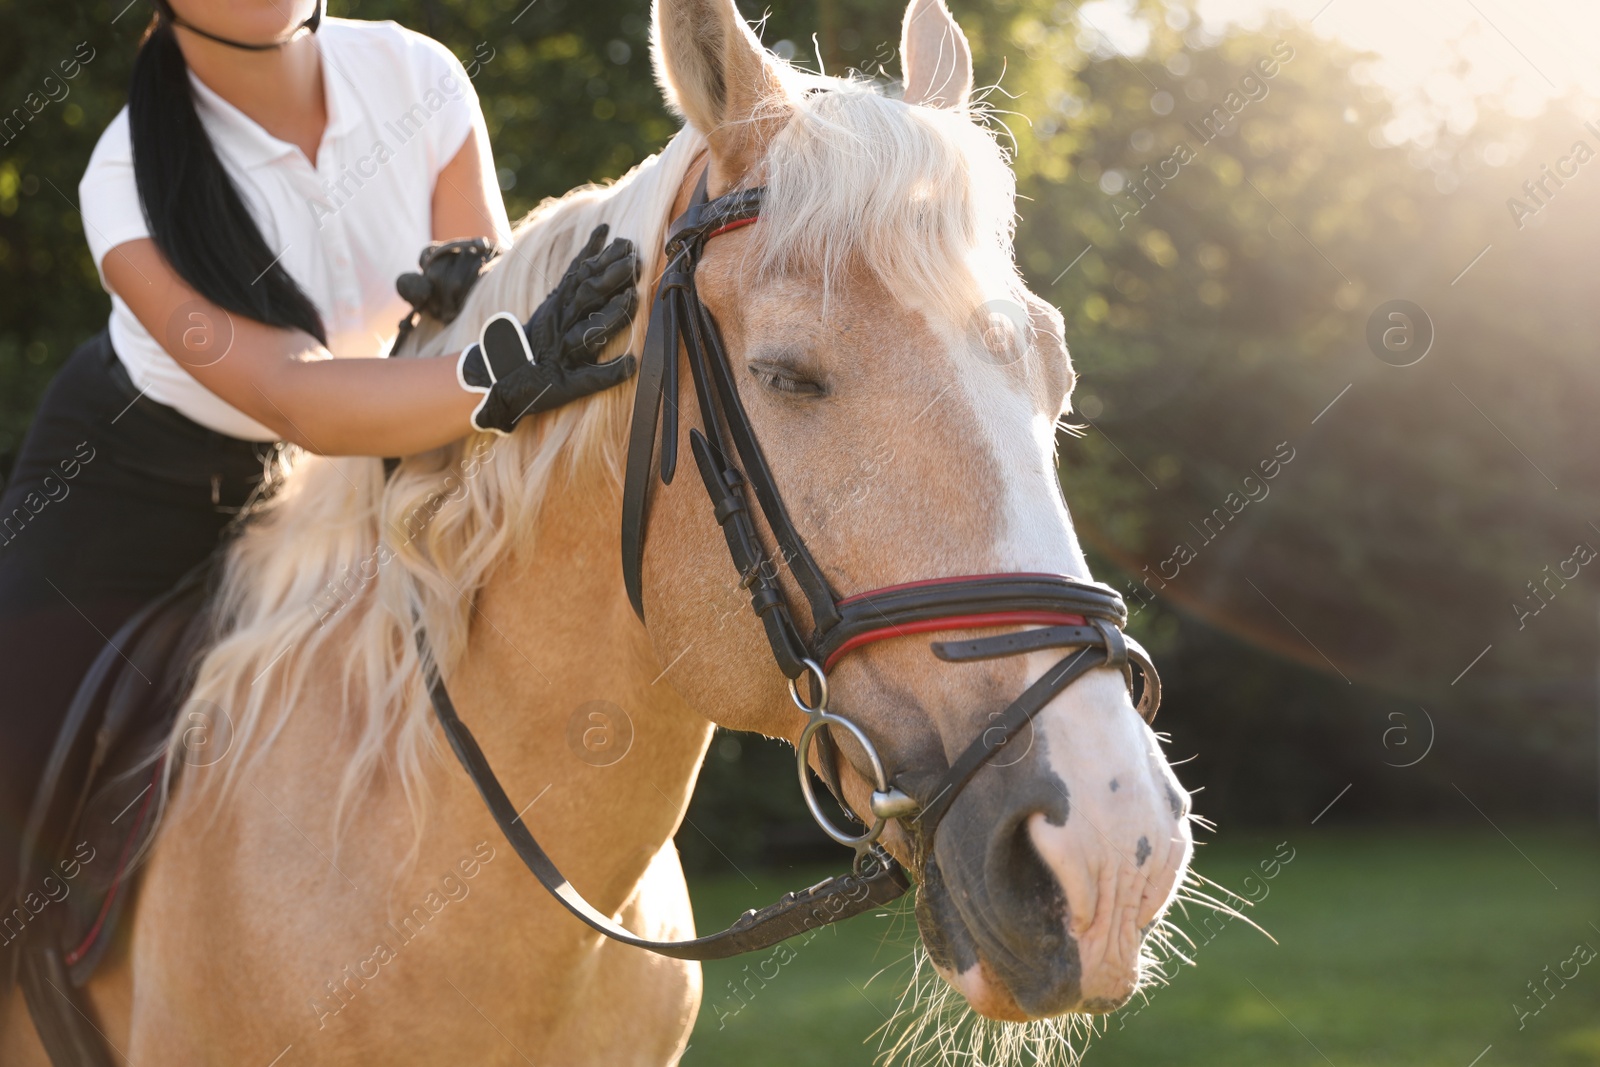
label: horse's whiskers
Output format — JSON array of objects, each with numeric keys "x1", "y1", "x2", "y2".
[
  {"x1": 1155, "y1": 913, "x2": 1199, "y2": 953},
  {"x1": 1185, "y1": 868, "x2": 1248, "y2": 904},
  {"x1": 1171, "y1": 886, "x2": 1278, "y2": 945},
  {"x1": 875, "y1": 948, "x2": 1097, "y2": 1067}
]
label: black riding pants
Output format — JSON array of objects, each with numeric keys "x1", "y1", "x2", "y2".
[{"x1": 0, "y1": 332, "x2": 273, "y2": 901}]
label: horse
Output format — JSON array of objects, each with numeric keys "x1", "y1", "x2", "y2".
[{"x1": 2, "y1": 0, "x2": 1194, "y2": 1061}]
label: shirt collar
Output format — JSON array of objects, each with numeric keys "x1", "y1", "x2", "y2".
[{"x1": 186, "y1": 29, "x2": 359, "y2": 171}]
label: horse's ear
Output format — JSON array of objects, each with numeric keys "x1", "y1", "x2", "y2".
[
  {"x1": 900, "y1": 0, "x2": 973, "y2": 109},
  {"x1": 652, "y1": 0, "x2": 787, "y2": 188}
]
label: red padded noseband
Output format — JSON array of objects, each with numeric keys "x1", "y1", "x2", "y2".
[{"x1": 822, "y1": 608, "x2": 1088, "y2": 670}]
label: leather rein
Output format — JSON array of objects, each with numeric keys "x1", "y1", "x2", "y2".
[{"x1": 417, "y1": 169, "x2": 1161, "y2": 962}]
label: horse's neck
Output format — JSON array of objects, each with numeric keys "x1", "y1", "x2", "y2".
[
  {"x1": 126, "y1": 449, "x2": 708, "y2": 1060},
  {"x1": 436, "y1": 448, "x2": 712, "y2": 916}
]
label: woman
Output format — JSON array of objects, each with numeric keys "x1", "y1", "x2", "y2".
[{"x1": 0, "y1": 0, "x2": 638, "y2": 907}]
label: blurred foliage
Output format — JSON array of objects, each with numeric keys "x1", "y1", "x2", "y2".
[
  {"x1": 997, "y1": 7, "x2": 1599, "y2": 825},
  {"x1": 2, "y1": 0, "x2": 1595, "y2": 851},
  {"x1": 0, "y1": 0, "x2": 126, "y2": 465}
]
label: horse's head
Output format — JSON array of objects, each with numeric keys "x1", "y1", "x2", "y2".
[{"x1": 636, "y1": 0, "x2": 1192, "y2": 1021}]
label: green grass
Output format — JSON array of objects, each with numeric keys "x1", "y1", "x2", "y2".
[{"x1": 682, "y1": 827, "x2": 1600, "y2": 1066}]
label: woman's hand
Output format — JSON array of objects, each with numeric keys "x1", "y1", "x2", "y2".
[
  {"x1": 456, "y1": 225, "x2": 640, "y2": 435},
  {"x1": 101, "y1": 224, "x2": 643, "y2": 456}
]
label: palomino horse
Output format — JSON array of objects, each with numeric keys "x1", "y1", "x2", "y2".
[{"x1": 3, "y1": 0, "x2": 1193, "y2": 1060}]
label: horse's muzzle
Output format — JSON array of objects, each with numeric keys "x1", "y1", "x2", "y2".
[{"x1": 910, "y1": 695, "x2": 1189, "y2": 1020}]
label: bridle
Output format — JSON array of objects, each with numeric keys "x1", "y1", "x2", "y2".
[{"x1": 420, "y1": 165, "x2": 1161, "y2": 962}]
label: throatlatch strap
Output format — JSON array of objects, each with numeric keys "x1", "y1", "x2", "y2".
[{"x1": 415, "y1": 626, "x2": 909, "y2": 960}]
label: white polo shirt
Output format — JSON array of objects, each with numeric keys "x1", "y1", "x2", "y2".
[{"x1": 79, "y1": 18, "x2": 511, "y2": 440}]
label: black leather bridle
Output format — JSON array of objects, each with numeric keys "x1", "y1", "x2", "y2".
[{"x1": 420, "y1": 167, "x2": 1160, "y2": 962}]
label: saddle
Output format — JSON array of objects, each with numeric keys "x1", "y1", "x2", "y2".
[
  {"x1": 11, "y1": 557, "x2": 220, "y2": 1066},
  {"x1": 6, "y1": 241, "x2": 496, "y2": 1065}
]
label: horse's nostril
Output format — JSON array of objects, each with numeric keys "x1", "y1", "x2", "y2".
[
  {"x1": 983, "y1": 813, "x2": 1069, "y2": 941},
  {"x1": 942, "y1": 809, "x2": 1081, "y2": 1017}
]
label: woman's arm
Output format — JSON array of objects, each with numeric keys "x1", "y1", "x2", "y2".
[
  {"x1": 101, "y1": 139, "x2": 525, "y2": 457},
  {"x1": 105, "y1": 240, "x2": 481, "y2": 456},
  {"x1": 431, "y1": 119, "x2": 511, "y2": 246}
]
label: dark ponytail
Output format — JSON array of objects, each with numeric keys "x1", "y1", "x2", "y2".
[{"x1": 127, "y1": 14, "x2": 327, "y2": 343}]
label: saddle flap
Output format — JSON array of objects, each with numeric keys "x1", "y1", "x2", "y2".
[{"x1": 14, "y1": 558, "x2": 218, "y2": 987}]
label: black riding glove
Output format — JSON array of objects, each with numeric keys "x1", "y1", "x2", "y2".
[
  {"x1": 398, "y1": 237, "x2": 502, "y2": 326},
  {"x1": 456, "y1": 225, "x2": 640, "y2": 435}
]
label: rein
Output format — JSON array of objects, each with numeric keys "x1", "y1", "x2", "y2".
[{"x1": 417, "y1": 168, "x2": 1160, "y2": 962}]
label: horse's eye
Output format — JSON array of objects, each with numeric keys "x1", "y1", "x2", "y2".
[{"x1": 748, "y1": 362, "x2": 828, "y2": 398}]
